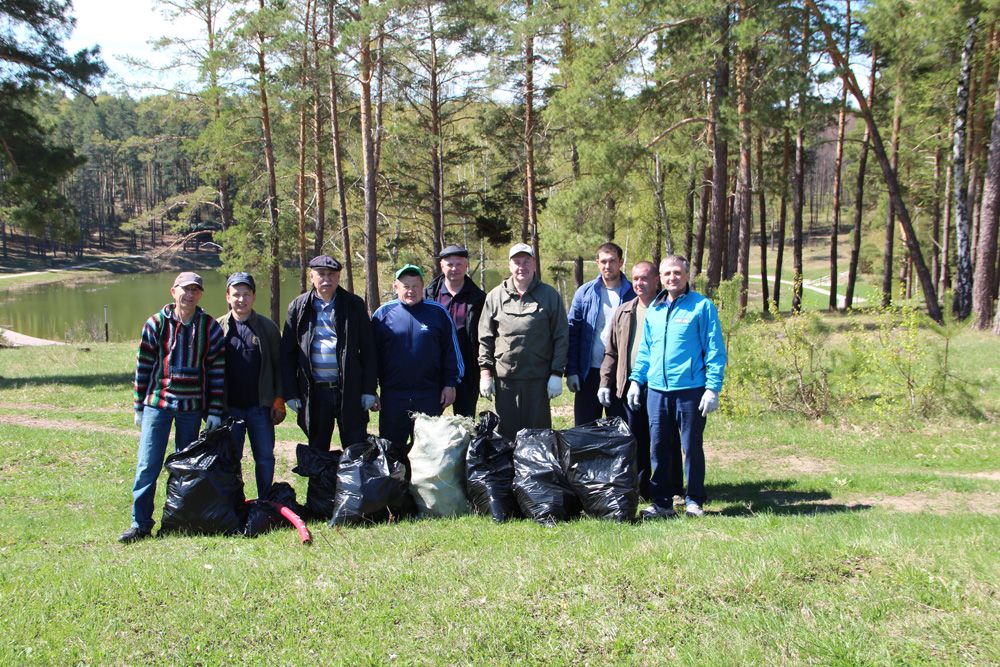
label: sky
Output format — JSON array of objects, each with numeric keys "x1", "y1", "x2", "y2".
[{"x1": 63, "y1": 0, "x2": 202, "y2": 94}]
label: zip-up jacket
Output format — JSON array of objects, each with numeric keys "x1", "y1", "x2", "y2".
[
  {"x1": 218, "y1": 309, "x2": 282, "y2": 409},
  {"x1": 280, "y1": 287, "x2": 376, "y2": 437},
  {"x1": 478, "y1": 274, "x2": 568, "y2": 380},
  {"x1": 133, "y1": 304, "x2": 225, "y2": 416},
  {"x1": 599, "y1": 296, "x2": 643, "y2": 399},
  {"x1": 424, "y1": 273, "x2": 486, "y2": 383},
  {"x1": 566, "y1": 272, "x2": 634, "y2": 381},
  {"x1": 628, "y1": 287, "x2": 727, "y2": 393},
  {"x1": 371, "y1": 299, "x2": 463, "y2": 393}
]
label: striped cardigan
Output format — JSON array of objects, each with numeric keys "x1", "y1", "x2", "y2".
[{"x1": 133, "y1": 304, "x2": 226, "y2": 416}]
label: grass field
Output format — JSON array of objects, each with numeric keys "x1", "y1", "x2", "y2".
[{"x1": 0, "y1": 319, "x2": 998, "y2": 664}]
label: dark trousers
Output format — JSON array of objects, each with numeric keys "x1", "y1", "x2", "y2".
[
  {"x1": 623, "y1": 384, "x2": 656, "y2": 501},
  {"x1": 647, "y1": 386, "x2": 705, "y2": 507},
  {"x1": 574, "y1": 367, "x2": 627, "y2": 425},
  {"x1": 306, "y1": 383, "x2": 367, "y2": 451},
  {"x1": 495, "y1": 377, "x2": 550, "y2": 442},
  {"x1": 451, "y1": 372, "x2": 479, "y2": 418},
  {"x1": 379, "y1": 390, "x2": 442, "y2": 452}
]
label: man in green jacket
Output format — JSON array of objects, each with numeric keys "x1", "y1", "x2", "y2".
[
  {"x1": 478, "y1": 243, "x2": 568, "y2": 441},
  {"x1": 218, "y1": 272, "x2": 285, "y2": 498}
]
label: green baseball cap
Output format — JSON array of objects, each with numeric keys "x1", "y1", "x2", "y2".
[{"x1": 394, "y1": 264, "x2": 425, "y2": 280}]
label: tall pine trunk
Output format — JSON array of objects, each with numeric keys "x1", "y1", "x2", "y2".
[
  {"x1": 257, "y1": 0, "x2": 281, "y2": 324},
  {"x1": 296, "y1": 1, "x2": 312, "y2": 294},
  {"x1": 973, "y1": 60, "x2": 1000, "y2": 329},
  {"x1": 828, "y1": 0, "x2": 850, "y2": 311},
  {"x1": 427, "y1": 5, "x2": 445, "y2": 258},
  {"x1": 881, "y1": 88, "x2": 902, "y2": 306},
  {"x1": 524, "y1": 0, "x2": 541, "y2": 273},
  {"x1": 359, "y1": 0, "x2": 380, "y2": 309},
  {"x1": 707, "y1": 11, "x2": 730, "y2": 292},
  {"x1": 734, "y1": 5, "x2": 753, "y2": 316},
  {"x1": 774, "y1": 124, "x2": 790, "y2": 309},
  {"x1": 756, "y1": 131, "x2": 769, "y2": 310},
  {"x1": 326, "y1": 1, "x2": 352, "y2": 291},
  {"x1": 310, "y1": 4, "x2": 326, "y2": 269},
  {"x1": 695, "y1": 164, "x2": 711, "y2": 276},
  {"x1": 791, "y1": 9, "x2": 808, "y2": 313}
]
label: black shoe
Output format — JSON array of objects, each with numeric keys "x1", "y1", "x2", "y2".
[
  {"x1": 639, "y1": 504, "x2": 677, "y2": 521},
  {"x1": 117, "y1": 527, "x2": 152, "y2": 544}
]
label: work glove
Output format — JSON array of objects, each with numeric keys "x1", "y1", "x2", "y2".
[
  {"x1": 566, "y1": 375, "x2": 581, "y2": 393},
  {"x1": 361, "y1": 394, "x2": 377, "y2": 411},
  {"x1": 698, "y1": 389, "x2": 719, "y2": 417},
  {"x1": 546, "y1": 375, "x2": 563, "y2": 400},
  {"x1": 479, "y1": 377, "x2": 495, "y2": 400},
  {"x1": 270, "y1": 398, "x2": 286, "y2": 426},
  {"x1": 626, "y1": 382, "x2": 642, "y2": 411},
  {"x1": 597, "y1": 387, "x2": 612, "y2": 408},
  {"x1": 286, "y1": 398, "x2": 302, "y2": 413},
  {"x1": 205, "y1": 415, "x2": 222, "y2": 431},
  {"x1": 134, "y1": 410, "x2": 143, "y2": 428}
]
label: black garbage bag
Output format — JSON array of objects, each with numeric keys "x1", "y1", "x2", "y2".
[
  {"x1": 559, "y1": 418, "x2": 639, "y2": 522},
  {"x1": 330, "y1": 437, "x2": 411, "y2": 526},
  {"x1": 240, "y1": 482, "x2": 301, "y2": 537},
  {"x1": 160, "y1": 421, "x2": 245, "y2": 536},
  {"x1": 466, "y1": 411, "x2": 518, "y2": 522},
  {"x1": 292, "y1": 445, "x2": 342, "y2": 520},
  {"x1": 513, "y1": 428, "x2": 581, "y2": 525}
]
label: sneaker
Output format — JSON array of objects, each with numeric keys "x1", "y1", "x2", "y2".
[
  {"x1": 639, "y1": 504, "x2": 677, "y2": 521},
  {"x1": 672, "y1": 495, "x2": 685, "y2": 507},
  {"x1": 117, "y1": 527, "x2": 152, "y2": 544},
  {"x1": 685, "y1": 501, "x2": 704, "y2": 517}
]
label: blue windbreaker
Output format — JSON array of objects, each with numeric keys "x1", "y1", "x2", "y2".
[
  {"x1": 566, "y1": 273, "x2": 634, "y2": 381},
  {"x1": 371, "y1": 299, "x2": 464, "y2": 393},
  {"x1": 628, "y1": 287, "x2": 727, "y2": 393}
]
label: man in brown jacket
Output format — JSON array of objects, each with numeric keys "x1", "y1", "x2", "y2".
[{"x1": 598, "y1": 261, "x2": 672, "y2": 501}]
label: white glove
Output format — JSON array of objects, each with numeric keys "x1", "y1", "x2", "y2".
[
  {"x1": 626, "y1": 382, "x2": 642, "y2": 411},
  {"x1": 698, "y1": 389, "x2": 719, "y2": 417},
  {"x1": 286, "y1": 398, "x2": 302, "y2": 413},
  {"x1": 597, "y1": 387, "x2": 612, "y2": 407},
  {"x1": 479, "y1": 376, "x2": 495, "y2": 400},
  {"x1": 361, "y1": 394, "x2": 377, "y2": 411},
  {"x1": 205, "y1": 415, "x2": 222, "y2": 431},
  {"x1": 546, "y1": 375, "x2": 563, "y2": 399},
  {"x1": 566, "y1": 375, "x2": 581, "y2": 392},
  {"x1": 134, "y1": 411, "x2": 143, "y2": 428}
]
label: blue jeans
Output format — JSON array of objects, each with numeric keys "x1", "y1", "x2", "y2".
[
  {"x1": 131, "y1": 405, "x2": 202, "y2": 531},
  {"x1": 647, "y1": 387, "x2": 707, "y2": 507},
  {"x1": 226, "y1": 405, "x2": 276, "y2": 499}
]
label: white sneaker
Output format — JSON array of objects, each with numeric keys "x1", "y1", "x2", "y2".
[{"x1": 685, "y1": 501, "x2": 704, "y2": 517}]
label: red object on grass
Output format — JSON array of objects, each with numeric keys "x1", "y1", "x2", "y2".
[{"x1": 245, "y1": 499, "x2": 312, "y2": 545}]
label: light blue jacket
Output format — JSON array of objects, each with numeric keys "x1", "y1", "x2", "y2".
[{"x1": 628, "y1": 287, "x2": 727, "y2": 393}]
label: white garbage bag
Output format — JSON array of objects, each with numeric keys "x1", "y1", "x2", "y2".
[{"x1": 409, "y1": 413, "x2": 474, "y2": 517}]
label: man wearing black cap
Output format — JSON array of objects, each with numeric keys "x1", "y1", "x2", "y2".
[
  {"x1": 424, "y1": 244, "x2": 486, "y2": 417},
  {"x1": 372, "y1": 264, "x2": 462, "y2": 450},
  {"x1": 218, "y1": 272, "x2": 284, "y2": 498},
  {"x1": 280, "y1": 255, "x2": 378, "y2": 450}
]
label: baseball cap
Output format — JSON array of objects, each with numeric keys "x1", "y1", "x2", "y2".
[
  {"x1": 173, "y1": 271, "x2": 204, "y2": 289},
  {"x1": 438, "y1": 244, "x2": 469, "y2": 260},
  {"x1": 309, "y1": 255, "x2": 342, "y2": 271},
  {"x1": 226, "y1": 272, "x2": 256, "y2": 291},
  {"x1": 394, "y1": 264, "x2": 425, "y2": 280},
  {"x1": 509, "y1": 243, "x2": 534, "y2": 258}
]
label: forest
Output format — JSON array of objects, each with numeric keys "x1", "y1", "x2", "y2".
[{"x1": 2, "y1": 0, "x2": 1000, "y2": 331}]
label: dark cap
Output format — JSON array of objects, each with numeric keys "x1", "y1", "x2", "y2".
[
  {"x1": 309, "y1": 255, "x2": 342, "y2": 271},
  {"x1": 173, "y1": 271, "x2": 204, "y2": 289},
  {"x1": 226, "y1": 271, "x2": 256, "y2": 291},
  {"x1": 438, "y1": 244, "x2": 469, "y2": 260},
  {"x1": 394, "y1": 264, "x2": 425, "y2": 280}
]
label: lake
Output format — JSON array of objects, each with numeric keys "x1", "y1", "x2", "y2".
[{"x1": 0, "y1": 270, "x2": 310, "y2": 342}]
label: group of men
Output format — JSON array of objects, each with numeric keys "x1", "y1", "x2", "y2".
[{"x1": 119, "y1": 240, "x2": 726, "y2": 543}]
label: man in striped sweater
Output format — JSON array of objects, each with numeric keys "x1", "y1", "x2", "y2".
[{"x1": 119, "y1": 272, "x2": 226, "y2": 544}]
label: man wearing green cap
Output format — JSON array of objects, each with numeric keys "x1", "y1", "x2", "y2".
[{"x1": 371, "y1": 264, "x2": 463, "y2": 451}]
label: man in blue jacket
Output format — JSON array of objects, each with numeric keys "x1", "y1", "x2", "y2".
[
  {"x1": 627, "y1": 255, "x2": 727, "y2": 518},
  {"x1": 372, "y1": 264, "x2": 463, "y2": 451},
  {"x1": 566, "y1": 242, "x2": 635, "y2": 425}
]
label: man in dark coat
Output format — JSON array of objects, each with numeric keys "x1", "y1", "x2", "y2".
[
  {"x1": 424, "y1": 244, "x2": 486, "y2": 417},
  {"x1": 280, "y1": 255, "x2": 377, "y2": 450}
]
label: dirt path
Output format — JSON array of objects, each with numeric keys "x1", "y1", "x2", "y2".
[{"x1": 0, "y1": 327, "x2": 66, "y2": 347}]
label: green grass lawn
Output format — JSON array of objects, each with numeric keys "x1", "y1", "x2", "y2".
[{"x1": 1, "y1": 322, "x2": 998, "y2": 664}]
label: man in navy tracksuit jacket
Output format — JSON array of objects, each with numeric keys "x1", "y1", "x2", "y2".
[
  {"x1": 566, "y1": 242, "x2": 635, "y2": 424},
  {"x1": 372, "y1": 264, "x2": 463, "y2": 451}
]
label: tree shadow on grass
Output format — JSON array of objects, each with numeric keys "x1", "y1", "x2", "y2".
[
  {"x1": 0, "y1": 373, "x2": 130, "y2": 390},
  {"x1": 709, "y1": 479, "x2": 872, "y2": 517}
]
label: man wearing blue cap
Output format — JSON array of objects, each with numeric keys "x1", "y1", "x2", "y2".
[
  {"x1": 281, "y1": 255, "x2": 378, "y2": 450},
  {"x1": 371, "y1": 264, "x2": 463, "y2": 450},
  {"x1": 218, "y1": 272, "x2": 284, "y2": 499}
]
